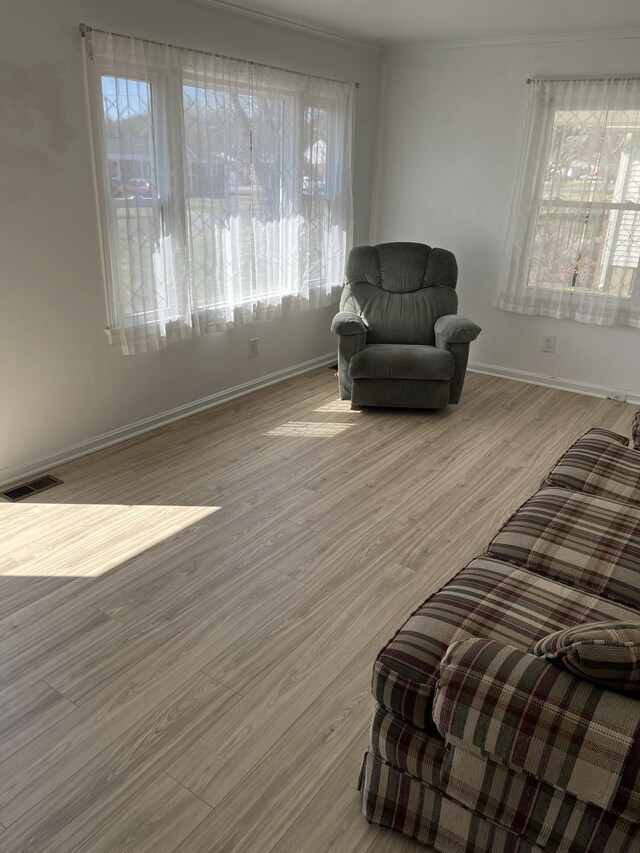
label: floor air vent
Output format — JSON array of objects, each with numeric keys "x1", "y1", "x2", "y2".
[{"x1": 2, "y1": 475, "x2": 63, "y2": 502}]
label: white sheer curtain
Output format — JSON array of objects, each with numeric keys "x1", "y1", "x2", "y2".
[
  {"x1": 83, "y1": 29, "x2": 354, "y2": 354},
  {"x1": 495, "y1": 77, "x2": 640, "y2": 328}
]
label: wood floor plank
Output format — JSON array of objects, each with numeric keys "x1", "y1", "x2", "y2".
[
  {"x1": 0, "y1": 681, "x2": 76, "y2": 764},
  {"x1": 0, "y1": 523, "x2": 208, "y2": 645},
  {"x1": 0, "y1": 368, "x2": 634, "y2": 851},
  {"x1": 74, "y1": 773, "x2": 211, "y2": 853},
  {"x1": 0, "y1": 568, "x2": 298, "y2": 825},
  {"x1": 172, "y1": 619, "x2": 403, "y2": 853},
  {"x1": 167, "y1": 562, "x2": 425, "y2": 808},
  {"x1": 202, "y1": 548, "x2": 409, "y2": 695},
  {"x1": 270, "y1": 756, "x2": 373, "y2": 852},
  {"x1": 0, "y1": 607, "x2": 121, "y2": 706},
  {"x1": 0, "y1": 673, "x2": 236, "y2": 853},
  {"x1": 0, "y1": 573, "x2": 75, "y2": 620},
  {"x1": 46, "y1": 554, "x2": 303, "y2": 704}
]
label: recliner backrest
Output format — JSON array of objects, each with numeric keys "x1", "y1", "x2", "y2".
[{"x1": 340, "y1": 243, "x2": 459, "y2": 345}]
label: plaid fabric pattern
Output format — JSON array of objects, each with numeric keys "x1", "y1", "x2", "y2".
[
  {"x1": 486, "y1": 487, "x2": 640, "y2": 609},
  {"x1": 543, "y1": 428, "x2": 640, "y2": 507},
  {"x1": 369, "y1": 704, "x2": 445, "y2": 787},
  {"x1": 440, "y1": 744, "x2": 639, "y2": 853},
  {"x1": 633, "y1": 410, "x2": 640, "y2": 451},
  {"x1": 367, "y1": 704, "x2": 639, "y2": 852},
  {"x1": 433, "y1": 638, "x2": 640, "y2": 817},
  {"x1": 361, "y1": 751, "x2": 546, "y2": 853},
  {"x1": 534, "y1": 621, "x2": 640, "y2": 695},
  {"x1": 578, "y1": 427, "x2": 629, "y2": 445},
  {"x1": 373, "y1": 557, "x2": 636, "y2": 730}
]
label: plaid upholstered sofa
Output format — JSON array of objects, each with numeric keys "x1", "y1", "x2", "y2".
[{"x1": 359, "y1": 413, "x2": 640, "y2": 852}]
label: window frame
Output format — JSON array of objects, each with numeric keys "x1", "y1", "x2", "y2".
[
  {"x1": 524, "y1": 96, "x2": 640, "y2": 309},
  {"x1": 91, "y1": 63, "x2": 178, "y2": 332},
  {"x1": 90, "y1": 56, "x2": 346, "y2": 336}
]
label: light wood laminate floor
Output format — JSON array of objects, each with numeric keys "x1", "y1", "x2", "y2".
[{"x1": 0, "y1": 370, "x2": 635, "y2": 853}]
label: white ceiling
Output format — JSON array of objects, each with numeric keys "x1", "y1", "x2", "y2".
[{"x1": 205, "y1": 0, "x2": 640, "y2": 45}]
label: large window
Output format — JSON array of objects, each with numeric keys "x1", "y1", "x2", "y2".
[
  {"x1": 495, "y1": 77, "x2": 640, "y2": 328},
  {"x1": 84, "y1": 29, "x2": 354, "y2": 354}
]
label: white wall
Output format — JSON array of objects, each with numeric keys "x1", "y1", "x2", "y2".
[
  {"x1": 373, "y1": 34, "x2": 640, "y2": 401},
  {"x1": 0, "y1": 0, "x2": 381, "y2": 483}
]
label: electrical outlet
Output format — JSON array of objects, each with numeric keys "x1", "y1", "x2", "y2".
[
  {"x1": 542, "y1": 335, "x2": 556, "y2": 353},
  {"x1": 248, "y1": 337, "x2": 258, "y2": 358},
  {"x1": 608, "y1": 391, "x2": 628, "y2": 402}
]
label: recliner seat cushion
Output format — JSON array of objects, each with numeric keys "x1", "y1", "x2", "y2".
[{"x1": 348, "y1": 344, "x2": 455, "y2": 381}]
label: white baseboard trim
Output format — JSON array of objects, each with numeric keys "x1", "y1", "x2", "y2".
[
  {"x1": 1, "y1": 353, "x2": 337, "y2": 490},
  {"x1": 469, "y1": 361, "x2": 640, "y2": 406}
]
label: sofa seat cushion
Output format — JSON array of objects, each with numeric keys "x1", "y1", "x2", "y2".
[
  {"x1": 434, "y1": 638, "x2": 640, "y2": 821},
  {"x1": 544, "y1": 427, "x2": 640, "y2": 506},
  {"x1": 368, "y1": 704, "x2": 640, "y2": 850},
  {"x1": 361, "y1": 751, "x2": 547, "y2": 853},
  {"x1": 440, "y1": 741, "x2": 638, "y2": 850},
  {"x1": 348, "y1": 344, "x2": 454, "y2": 381},
  {"x1": 372, "y1": 557, "x2": 636, "y2": 731},
  {"x1": 369, "y1": 705, "x2": 446, "y2": 789},
  {"x1": 486, "y1": 487, "x2": 640, "y2": 609}
]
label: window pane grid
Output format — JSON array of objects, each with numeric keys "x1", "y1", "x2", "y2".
[
  {"x1": 529, "y1": 106, "x2": 640, "y2": 298},
  {"x1": 85, "y1": 29, "x2": 353, "y2": 353}
]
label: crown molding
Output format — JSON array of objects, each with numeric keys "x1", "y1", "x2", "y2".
[
  {"x1": 186, "y1": 0, "x2": 381, "y2": 49},
  {"x1": 180, "y1": 2, "x2": 640, "y2": 54},
  {"x1": 384, "y1": 27, "x2": 640, "y2": 53}
]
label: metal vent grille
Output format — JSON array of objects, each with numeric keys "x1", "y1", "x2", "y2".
[{"x1": 2, "y1": 475, "x2": 63, "y2": 502}]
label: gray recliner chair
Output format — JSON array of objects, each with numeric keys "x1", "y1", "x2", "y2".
[{"x1": 331, "y1": 242, "x2": 480, "y2": 409}]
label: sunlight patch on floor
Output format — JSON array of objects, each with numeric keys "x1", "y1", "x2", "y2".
[
  {"x1": 313, "y1": 401, "x2": 356, "y2": 413},
  {"x1": 265, "y1": 421, "x2": 355, "y2": 437},
  {"x1": 0, "y1": 503, "x2": 220, "y2": 577}
]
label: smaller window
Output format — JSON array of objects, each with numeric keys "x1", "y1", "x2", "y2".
[
  {"x1": 528, "y1": 107, "x2": 640, "y2": 299},
  {"x1": 496, "y1": 77, "x2": 640, "y2": 328}
]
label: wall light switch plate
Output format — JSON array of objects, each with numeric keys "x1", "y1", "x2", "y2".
[
  {"x1": 542, "y1": 335, "x2": 556, "y2": 353},
  {"x1": 249, "y1": 338, "x2": 258, "y2": 358}
]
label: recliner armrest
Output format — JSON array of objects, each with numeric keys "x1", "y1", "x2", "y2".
[
  {"x1": 331, "y1": 311, "x2": 367, "y2": 336},
  {"x1": 433, "y1": 637, "x2": 640, "y2": 819},
  {"x1": 434, "y1": 314, "x2": 481, "y2": 345}
]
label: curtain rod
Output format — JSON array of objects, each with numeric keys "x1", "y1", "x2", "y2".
[
  {"x1": 526, "y1": 75, "x2": 640, "y2": 84},
  {"x1": 79, "y1": 24, "x2": 359, "y2": 89}
]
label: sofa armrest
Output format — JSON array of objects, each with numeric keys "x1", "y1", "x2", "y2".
[
  {"x1": 433, "y1": 638, "x2": 640, "y2": 817},
  {"x1": 331, "y1": 311, "x2": 367, "y2": 336},
  {"x1": 434, "y1": 314, "x2": 481, "y2": 345}
]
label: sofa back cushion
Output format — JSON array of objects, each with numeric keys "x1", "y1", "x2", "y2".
[
  {"x1": 534, "y1": 621, "x2": 640, "y2": 695},
  {"x1": 543, "y1": 427, "x2": 640, "y2": 507},
  {"x1": 486, "y1": 487, "x2": 640, "y2": 609}
]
